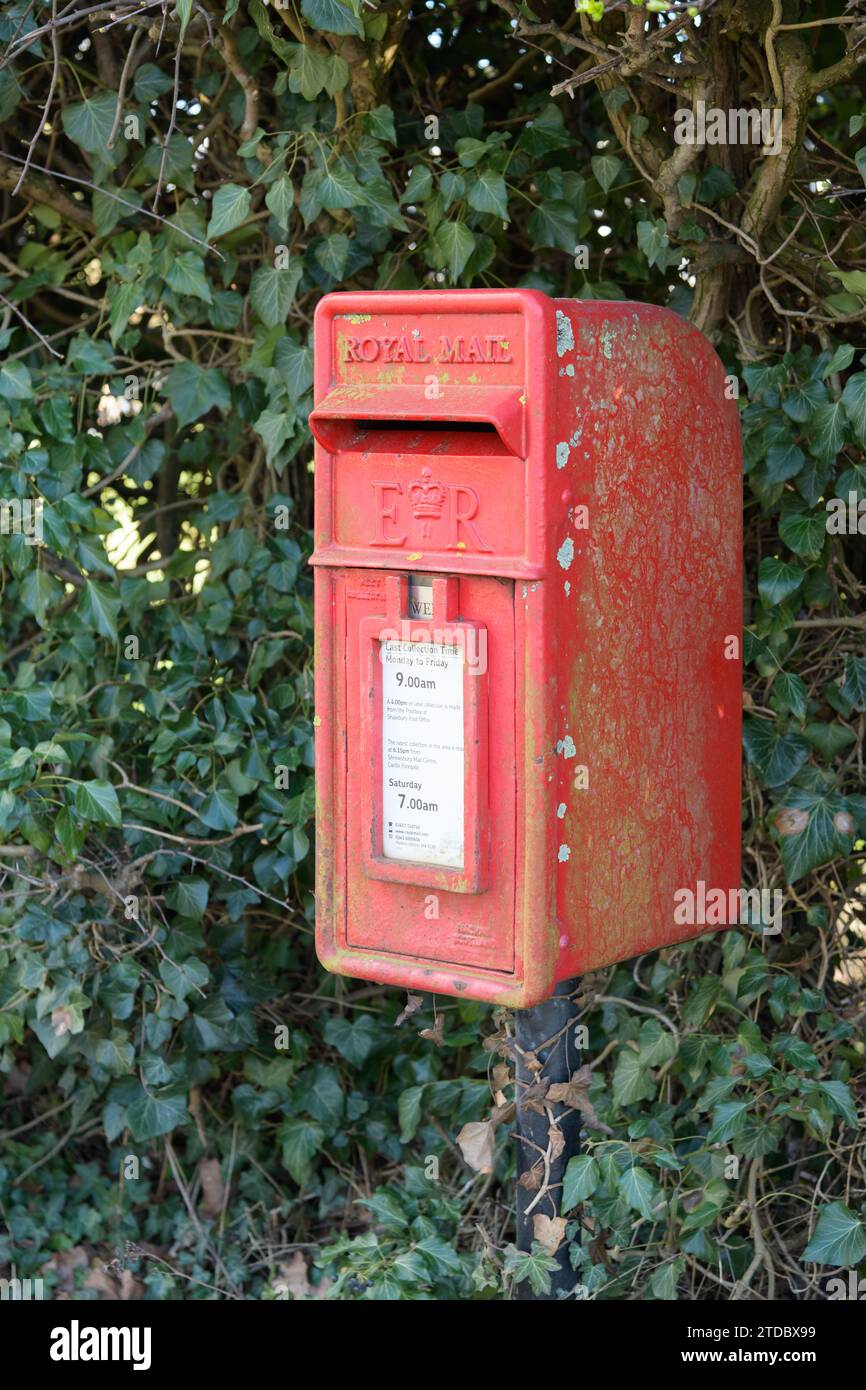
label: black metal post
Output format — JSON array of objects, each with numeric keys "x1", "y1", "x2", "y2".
[{"x1": 514, "y1": 975, "x2": 582, "y2": 1300}]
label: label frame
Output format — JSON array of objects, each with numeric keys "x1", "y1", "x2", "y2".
[{"x1": 358, "y1": 594, "x2": 488, "y2": 895}]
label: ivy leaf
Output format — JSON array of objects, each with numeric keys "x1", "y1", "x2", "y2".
[
  {"x1": 265, "y1": 175, "x2": 294, "y2": 230},
  {"x1": 821, "y1": 343, "x2": 855, "y2": 378},
  {"x1": 773, "y1": 787, "x2": 855, "y2": 882},
  {"x1": 133, "y1": 62, "x2": 175, "y2": 104},
  {"x1": 274, "y1": 337, "x2": 313, "y2": 401},
  {"x1": 61, "y1": 93, "x2": 118, "y2": 153},
  {"x1": 254, "y1": 408, "x2": 293, "y2": 463},
  {"x1": 637, "y1": 1017, "x2": 677, "y2": 1066},
  {"x1": 618, "y1": 1165, "x2": 658, "y2": 1219},
  {"x1": 398, "y1": 1085, "x2": 425, "y2": 1142},
  {"x1": 814, "y1": 1079, "x2": 858, "y2": 1128},
  {"x1": 159, "y1": 956, "x2": 209, "y2": 1000},
  {"x1": 743, "y1": 717, "x2": 809, "y2": 787},
  {"x1": 455, "y1": 138, "x2": 490, "y2": 168},
  {"x1": 708, "y1": 1100, "x2": 749, "y2": 1143},
  {"x1": 562, "y1": 1154, "x2": 599, "y2": 1210},
  {"x1": 20, "y1": 569, "x2": 61, "y2": 626},
  {"x1": 323, "y1": 1014, "x2": 378, "y2": 1066},
  {"x1": 107, "y1": 281, "x2": 142, "y2": 346},
  {"x1": 439, "y1": 171, "x2": 466, "y2": 210},
  {"x1": 591, "y1": 154, "x2": 622, "y2": 192},
  {"x1": 166, "y1": 877, "x2": 210, "y2": 921},
  {"x1": 165, "y1": 252, "x2": 213, "y2": 303},
  {"x1": 681, "y1": 976, "x2": 722, "y2": 1027},
  {"x1": 430, "y1": 221, "x2": 475, "y2": 281},
  {"x1": 164, "y1": 361, "x2": 231, "y2": 427},
  {"x1": 280, "y1": 1116, "x2": 325, "y2": 1185},
  {"x1": 365, "y1": 104, "x2": 397, "y2": 143},
  {"x1": 783, "y1": 377, "x2": 827, "y2": 422},
  {"x1": 73, "y1": 779, "x2": 122, "y2": 827},
  {"x1": 175, "y1": 0, "x2": 193, "y2": 38},
  {"x1": 794, "y1": 454, "x2": 834, "y2": 507},
  {"x1": 808, "y1": 400, "x2": 848, "y2": 458},
  {"x1": 300, "y1": 0, "x2": 363, "y2": 37},
  {"x1": 504, "y1": 1243, "x2": 560, "y2": 1297},
  {"x1": 199, "y1": 786, "x2": 239, "y2": 831},
  {"x1": 773, "y1": 671, "x2": 808, "y2": 720},
  {"x1": 637, "y1": 218, "x2": 669, "y2": 269},
  {"x1": 802, "y1": 721, "x2": 856, "y2": 759},
  {"x1": 314, "y1": 233, "x2": 350, "y2": 279},
  {"x1": 127, "y1": 1088, "x2": 189, "y2": 1142},
  {"x1": 318, "y1": 161, "x2": 367, "y2": 210},
  {"x1": 78, "y1": 579, "x2": 121, "y2": 641},
  {"x1": 757, "y1": 556, "x2": 804, "y2": 606},
  {"x1": 286, "y1": 46, "x2": 328, "y2": 100},
  {"x1": 402, "y1": 164, "x2": 433, "y2": 204},
  {"x1": 528, "y1": 200, "x2": 578, "y2": 252},
  {"x1": 467, "y1": 170, "x2": 509, "y2": 220},
  {"x1": 0, "y1": 361, "x2": 33, "y2": 399},
  {"x1": 95, "y1": 1034, "x2": 135, "y2": 1075},
  {"x1": 612, "y1": 1047, "x2": 655, "y2": 1106},
  {"x1": 841, "y1": 654, "x2": 866, "y2": 711},
  {"x1": 802, "y1": 1201, "x2": 866, "y2": 1266},
  {"x1": 416, "y1": 1235, "x2": 464, "y2": 1276},
  {"x1": 206, "y1": 183, "x2": 252, "y2": 240},
  {"x1": 778, "y1": 509, "x2": 826, "y2": 560},
  {"x1": 841, "y1": 372, "x2": 866, "y2": 446},
  {"x1": 765, "y1": 442, "x2": 805, "y2": 484},
  {"x1": 249, "y1": 263, "x2": 303, "y2": 327}
]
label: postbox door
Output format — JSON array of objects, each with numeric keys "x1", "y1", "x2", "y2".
[{"x1": 338, "y1": 569, "x2": 517, "y2": 974}]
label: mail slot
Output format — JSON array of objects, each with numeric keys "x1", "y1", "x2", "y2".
[{"x1": 310, "y1": 289, "x2": 741, "y2": 1007}]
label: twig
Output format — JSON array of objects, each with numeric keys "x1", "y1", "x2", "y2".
[
  {"x1": 0, "y1": 293, "x2": 62, "y2": 358},
  {"x1": 12, "y1": 0, "x2": 60, "y2": 195}
]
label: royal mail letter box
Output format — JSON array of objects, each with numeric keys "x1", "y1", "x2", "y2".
[{"x1": 310, "y1": 289, "x2": 741, "y2": 1007}]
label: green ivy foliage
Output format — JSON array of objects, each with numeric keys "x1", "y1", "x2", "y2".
[{"x1": 0, "y1": 0, "x2": 864, "y2": 1300}]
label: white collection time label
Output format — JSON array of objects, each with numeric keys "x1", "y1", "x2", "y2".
[{"x1": 381, "y1": 639, "x2": 464, "y2": 869}]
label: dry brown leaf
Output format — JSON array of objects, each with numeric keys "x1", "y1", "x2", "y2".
[
  {"x1": 518, "y1": 1159, "x2": 545, "y2": 1191},
  {"x1": 51, "y1": 1007, "x2": 75, "y2": 1037},
  {"x1": 274, "y1": 1251, "x2": 310, "y2": 1299},
  {"x1": 518, "y1": 1076, "x2": 551, "y2": 1115},
  {"x1": 547, "y1": 1123, "x2": 566, "y2": 1160},
  {"x1": 489, "y1": 1100, "x2": 516, "y2": 1126},
  {"x1": 395, "y1": 994, "x2": 424, "y2": 1027},
  {"x1": 83, "y1": 1264, "x2": 143, "y2": 1300},
  {"x1": 456, "y1": 1120, "x2": 496, "y2": 1173},
  {"x1": 547, "y1": 1066, "x2": 613, "y2": 1134},
  {"x1": 198, "y1": 1156, "x2": 225, "y2": 1217},
  {"x1": 42, "y1": 1246, "x2": 90, "y2": 1294},
  {"x1": 589, "y1": 1229, "x2": 612, "y2": 1270},
  {"x1": 491, "y1": 1062, "x2": 512, "y2": 1091},
  {"x1": 533, "y1": 1214, "x2": 567, "y2": 1256},
  {"x1": 419, "y1": 1013, "x2": 445, "y2": 1046},
  {"x1": 482, "y1": 1029, "x2": 516, "y2": 1060}
]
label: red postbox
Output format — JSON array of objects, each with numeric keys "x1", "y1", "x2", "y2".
[{"x1": 310, "y1": 289, "x2": 741, "y2": 1007}]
